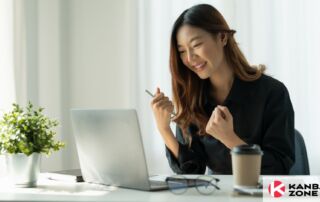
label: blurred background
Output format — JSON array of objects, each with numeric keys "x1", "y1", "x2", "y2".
[{"x1": 1, "y1": 0, "x2": 319, "y2": 176}]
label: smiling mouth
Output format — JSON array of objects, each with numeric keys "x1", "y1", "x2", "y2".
[{"x1": 193, "y1": 62, "x2": 207, "y2": 71}]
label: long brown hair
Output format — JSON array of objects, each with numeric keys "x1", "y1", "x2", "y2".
[{"x1": 170, "y1": 4, "x2": 265, "y2": 139}]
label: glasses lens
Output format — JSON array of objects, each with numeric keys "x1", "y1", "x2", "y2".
[
  {"x1": 195, "y1": 176, "x2": 217, "y2": 195},
  {"x1": 166, "y1": 176, "x2": 188, "y2": 194}
]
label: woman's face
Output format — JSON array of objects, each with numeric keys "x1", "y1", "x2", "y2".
[{"x1": 176, "y1": 25, "x2": 227, "y2": 79}]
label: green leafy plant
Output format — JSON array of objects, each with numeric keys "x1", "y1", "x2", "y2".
[{"x1": 0, "y1": 102, "x2": 65, "y2": 156}]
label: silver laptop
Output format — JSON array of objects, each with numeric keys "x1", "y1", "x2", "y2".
[{"x1": 70, "y1": 109, "x2": 168, "y2": 191}]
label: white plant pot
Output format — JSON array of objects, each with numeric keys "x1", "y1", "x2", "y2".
[{"x1": 5, "y1": 153, "x2": 41, "y2": 187}]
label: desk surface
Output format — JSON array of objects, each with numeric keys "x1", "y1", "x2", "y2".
[{"x1": 0, "y1": 174, "x2": 262, "y2": 202}]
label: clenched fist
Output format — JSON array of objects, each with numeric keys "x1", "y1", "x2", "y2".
[{"x1": 206, "y1": 105, "x2": 245, "y2": 148}]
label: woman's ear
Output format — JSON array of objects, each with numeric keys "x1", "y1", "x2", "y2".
[{"x1": 219, "y1": 32, "x2": 228, "y2": 46}]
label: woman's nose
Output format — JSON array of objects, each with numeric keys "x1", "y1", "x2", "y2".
[{"x1": 187, "y1": 50, "x2": 196, "y2": 64}]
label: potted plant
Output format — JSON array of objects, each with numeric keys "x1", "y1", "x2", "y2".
[{"x1": 0, "y1": 102, "x2": 65, "y2": 187}]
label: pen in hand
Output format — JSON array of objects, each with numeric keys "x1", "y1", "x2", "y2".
[
  {"x1": 145, "y1": 89, "x2": 155, "y2": 98},
  {"x1": 145, "y1": 89, "x2": 176, "y2": 116}
]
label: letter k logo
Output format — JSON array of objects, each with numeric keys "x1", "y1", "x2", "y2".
[{"x1": 268, "y1": 180, "x2": 286, "y2": 198}]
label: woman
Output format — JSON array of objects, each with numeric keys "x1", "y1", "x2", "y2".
[{"x1": 150, "y1": 4, "x2": 294, "y2": 175}]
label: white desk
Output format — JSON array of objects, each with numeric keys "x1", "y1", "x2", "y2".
[{"x1": 0, "y1": 174, "x2": 262, "y2": 202}]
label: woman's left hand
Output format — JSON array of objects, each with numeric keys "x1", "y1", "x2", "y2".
[{"x1": 205, "y1": 105, "x2": 245, "y2": 148}]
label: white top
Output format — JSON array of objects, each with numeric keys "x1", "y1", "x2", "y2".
[{"x1": 0, "y1": 174, "x2": 261, "y2": 202}]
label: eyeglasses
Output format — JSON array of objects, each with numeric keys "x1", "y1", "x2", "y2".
[{"x1": 165, "y1": 175, "x2": 220, "y2": 195}]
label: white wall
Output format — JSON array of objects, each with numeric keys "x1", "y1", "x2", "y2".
[
  {"x1": 11, "y1": 0, "x2": 138, "y2": 172},
  {"x1": 59, "y1": 0, "x2": 138, "y2": 171},
  {"x1": 0, "y1": 0, "x2": 15, "y2": 178}
]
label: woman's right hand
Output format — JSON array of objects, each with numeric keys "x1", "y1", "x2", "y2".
[
  {"x1": 150, "y1": 87, "x2": 174, "y2": 133},
  {"x1": 150, "y1": 88, "x2": 179, "y2": 158}
]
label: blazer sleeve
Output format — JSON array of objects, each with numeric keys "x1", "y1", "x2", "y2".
[
  {"x1": 165, "y1": 126, "x2": 206, "y2": 174},
  {"x1": 261, "y1": 82, "x2": 295, "y2": 174}
]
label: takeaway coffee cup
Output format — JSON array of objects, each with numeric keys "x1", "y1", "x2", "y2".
[{"x1": 231, "y1": 144, "x2": 263, "y2": 188}]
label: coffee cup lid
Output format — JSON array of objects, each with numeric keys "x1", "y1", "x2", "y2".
[{"x1": 231, "y1": 144, "x2": 263, "y2": 155}]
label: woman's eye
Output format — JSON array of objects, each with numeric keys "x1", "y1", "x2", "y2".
[
  {"x1": 179, "y1": 50, "x2": 186, "y2": 54},
  {"x1": 193, "y1": 43, "x2": 202, "y2": 48}
]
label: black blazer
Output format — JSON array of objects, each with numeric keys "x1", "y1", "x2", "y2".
[{"x1": 166, "y1": 74, "x2": 295, "y2": 175}]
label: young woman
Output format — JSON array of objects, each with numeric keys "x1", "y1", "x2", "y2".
[{"x1": 150, "y1": 4, "x2": 294, "y2": 175}]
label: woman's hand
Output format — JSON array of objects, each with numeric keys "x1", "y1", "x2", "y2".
[
  {"x1": 150, "y1": 88, "x2": 174, "y2": 133},
  {"x1": 205, "y1": 105, "x2": 246, "y2": 149},
  {"x1": 150, "y1": 88, "x2": 179, "y2": 158}
]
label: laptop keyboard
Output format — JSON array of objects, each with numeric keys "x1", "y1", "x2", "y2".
[
  {"x1": 149, "y1": 175, "x2": 169, "y2": 189},
  {"x1": 150, "y1": 180, "x2": 167, "y2": 186}
]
